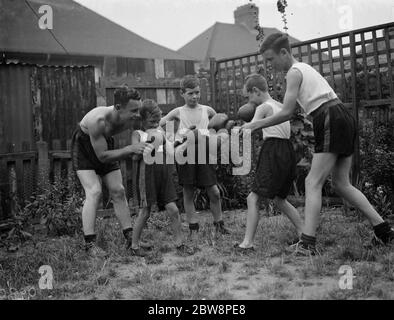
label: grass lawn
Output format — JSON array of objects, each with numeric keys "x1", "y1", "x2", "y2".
[{"x1": 1, "y1": 206, "x2": 394, "y2": 300}]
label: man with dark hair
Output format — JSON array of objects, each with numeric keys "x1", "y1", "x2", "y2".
[
  {"x1": 71, "y1": 85, "x2": 154, "y2": 257},
  {"x1": 159, "y1": 75, "x2": 230, "y2": 239},
  {"x1": 241, "y1": 33, "x2": 394, "y2": 255}
]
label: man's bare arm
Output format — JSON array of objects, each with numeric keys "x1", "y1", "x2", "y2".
[
  {"x1": 89, "y1": 119, "x2": 150, "y2": 163},
  {"x1": 241, "y1": 69, "x2": 302, "y2": 133}
]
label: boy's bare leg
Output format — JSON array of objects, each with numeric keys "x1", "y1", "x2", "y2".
[
  {"x1": 183, "y1": 185, "x2": 198, "y2": 224},
  {"x1": 274, "y1": 197, "x2": 303, "y2": 236},
  {"x1": 102, "y1": 170, "x2": 133, "y2": 230},
  {"x1": 239, "y1": 192, "x2": 260, "y2": 248},
  {"x1": 303, "y1": 153, "x2": 338, "y2": 237},
  {"x1": 165, "y1": 202, "x2": 183, "y2": 247},
  {"x1": 206, "y1": 185, "x2": 222, "y2": 222},
  {"x1": 207, "y1": 184, "x2": 230, "y2": 234},
  {"x1": 76, "y1": 170, "x2": 102, "y2": 235},
  {"x1": 132, "y1": 206, "x2": 151, "y2": 249},
  {"x1": 332, "y1": 156, "x2": 383, "y2": 226}
]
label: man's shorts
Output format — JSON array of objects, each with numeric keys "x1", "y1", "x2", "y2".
[
  {"x1": 135, "y1": 163, "x2": 178, "y2": 210},
  {"x1": 251, "y1": 138, "x2": 296, "y2": 200},
  {"x1": 311, "y1": 99, "x2": 357, "y2": 157},
  {"x1": 71, "y1": 126, "x2": 120, "y2": 176}
]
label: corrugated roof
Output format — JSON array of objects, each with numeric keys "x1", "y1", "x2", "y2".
[
  {"x1": 0, "y1": 61, "x2": 92, "y2": 69},
  {"x1": 178, "y1": 22, "x2": 301, "y2": 62},
  {"x1": 0, "y1": 0, "x2": 194, "y2": 60}
]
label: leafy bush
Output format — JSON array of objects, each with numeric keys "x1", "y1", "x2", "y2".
[
  {"x1": 217, "y1": 163, "x2": 247, "y2": 209},
  {"x1": 359, "y1": 118, "x2": 394, "y2": 217},
  {"x1": 21, "y1": 177, "x2": 84, "y2": 237},
  {"x1": 289, "y1": 109, "x2": 314, "y2": 196}
]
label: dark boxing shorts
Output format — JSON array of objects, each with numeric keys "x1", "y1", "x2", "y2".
[
  {"x1": 176, "y1": 135, "x2": 217, "y2": 188},
  {"x1": 135, "y1": 163, "x2": 178, "y2": 210},
  {"x1": 71, "y1": 126, "x2": 120, "y2": 176},
  {"x1": 311, "y1": 99, "x2": 357, "y2": 157},
  {"x1": 252, "y1": 138, "x2": 296, "y2": 200}
]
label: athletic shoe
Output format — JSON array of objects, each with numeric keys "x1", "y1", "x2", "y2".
[
  {"x1": 189, "y1": 223, "x2": 200, "y2": 233},
  {"x1": 140, "y1": 241, "x2": 154, "y2": 251},
  {"x1": 371, "y1": 228, "x2": 394, "y2": 246},
  {"x1": 214, "y1": 220, "x2": 230, "y2": 235},
  {"x1": 381, "y1": 228, "x2": 394, "y2": 244},
  {"x1": 286, "y1": 237, "x2": 301, "y2": 246},
  {"x1": 129, "y1": 247, "x2": 149, "y2": 257},
  {"x1": 233, "y1": 243, "x2": 255, "y2": 253},
  {"x1": 289, "y1": 240, "x2": 320, "y2": 256},
  {"x1": 176, "y1": 244, "x2": 196, "y2": 256},
  {"x1": 85, "y1": 243, "x2": 108, "y2": 259}
]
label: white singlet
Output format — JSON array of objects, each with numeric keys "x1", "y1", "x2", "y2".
[{"x1": 289, "y1": 62, "x2": 338, "y2": 115}]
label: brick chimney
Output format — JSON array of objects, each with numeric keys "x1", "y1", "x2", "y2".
[{"x1": 234, "y1": 3, "x2": 259, "y2": 32}]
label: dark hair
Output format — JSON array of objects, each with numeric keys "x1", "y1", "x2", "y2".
[
  {"x1": 245, "y1": 74, "x2": 268, "y2": 93},
  {"x1": 140, "y1": 99, "x2": 162, "y2": 121},
  {"x1": 180, "y1": 75, "x2": 200, "y2": 93},
  {"x1": 114, "y1": 85, "x2": 141, "y2": 106},
  {"x1": 260, "y1": 33, "x2": 291, "y2": 54}
]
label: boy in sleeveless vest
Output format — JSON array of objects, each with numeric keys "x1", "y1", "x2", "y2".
[
  {"x1": 236, "y1": 74, "x2": 303, "y2": 251},
  {"x1": 241, "y1": 33, "x2": 394, "y2": 255},
  {"x1": 159, "y1": 76, "x2": 230, "y2": 237},
  {"x1": 130, "y1": 100, "x2": 195, "y2": 257}
]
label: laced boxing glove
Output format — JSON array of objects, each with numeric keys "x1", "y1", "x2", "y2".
[
  {"x1": 237, "y1": 102, "x2": 257, "y2": 122},
  {"x1": 208, "y1": 113, "x2": 229, "y2": 131}
]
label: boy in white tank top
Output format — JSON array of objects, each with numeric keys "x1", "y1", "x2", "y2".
[
  {"x1": 236, "y1": 74, "x2": 303, "y2": 251},
  {"x1": 241, "y1": 33, "x2": 393, "y2": 255},
  {"x1": 159, "y1": 76, "x2": 230, "y2": 238}
]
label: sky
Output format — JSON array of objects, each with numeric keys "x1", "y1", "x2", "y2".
[{"x1": 75, "y1": 0, "x2": 394, "y2": 51}]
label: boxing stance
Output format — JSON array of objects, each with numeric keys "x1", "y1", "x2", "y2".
[
  {"x1": 241, "y1": 33, "x2": 394, "y2": 255},
  {"x1": 236, "y1": 74, "x2": 303, "y2": 252},
  {"x1": 159, "y1": 76, "x2": 230, "y2": 237},
  {"x1": 130, "y1": 99, "x2": 195, "y2": 257},
  {"x1": 71, "y1": 86, "x2": 153, "y2": 257}
]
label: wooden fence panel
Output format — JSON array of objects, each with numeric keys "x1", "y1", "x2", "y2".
[
  {"x1": 0, "y1": 152, "x2": 37, "y2": 219},
  {"x1": 213, "y1": 22, "x2": 394, "y2": 116},
  {"x1": 212, "y1": 22, "x2": 394, "y2": 193}
]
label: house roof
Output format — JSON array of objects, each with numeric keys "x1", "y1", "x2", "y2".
[
  {"x1": 178, "y1": 22, "x2": 301, "y2": 62},
  {"x1": 0, "y1": 0, "x2": 193, "y2": 60}
]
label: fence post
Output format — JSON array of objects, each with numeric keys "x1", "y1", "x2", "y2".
[
  {"x1": 349, "y1": 32, "x2": 360, "y2": 187},
  {"x1": 199, "y1": 77, "x2": 208, "y2": 105},
  {"x1": 37, "y1": 141, "x2": 50, "y2": 191},
  {"x1": 209, "y1": 58, "x2": 217, "y2": 110},
  {"x1": 52, "y1": 139, "x2": 62, "y2": 184},
  {"x1": 8, "y1": 164, "x2": 17, "y2": 218},
  {"x1": 66, "y1": 139, "x2": 74, "y2": 185}
]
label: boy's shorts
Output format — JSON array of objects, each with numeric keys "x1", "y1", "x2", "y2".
[
  {"x1": 135, "y1": 163, "x2": 178, "y2": 210},
  {"x1": 311, "y1": 99, "x2": 357, "y2": 157},
  {"x1": 251, "y1": 138, "x2": 296, "y2": 199},
  {"x1": 177, "y1": 163, "x2": 217, "y2": 188},
  {"x1": 176, "y1": 136, "x2": 217, "y2": 188},
  {"x1": 71, "y1": 126, "x2": 120, "y2": 176}
]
